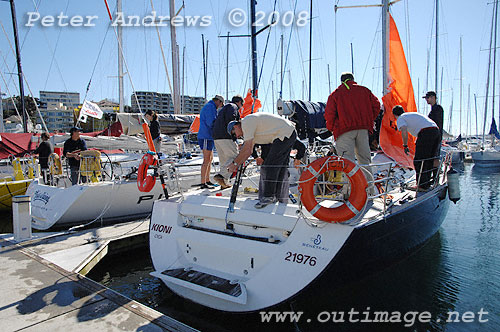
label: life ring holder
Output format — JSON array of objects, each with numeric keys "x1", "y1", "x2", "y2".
[
  {"x1": 298, "y1": 156, "x2": 368, "y2": 223},
  {"x1": 137, "y1": 152, "x2": 157, "y2": 192}
]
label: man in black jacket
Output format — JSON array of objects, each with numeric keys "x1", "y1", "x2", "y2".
[
  {"x1": 33, "y1": 132, "x2": 52, "y2": 184},
  {"x1": 423, "y1": 91, "x2": 444, "y2": 136},
  {"x1": 63, "y1": 127, "x2": 87, "y2": 185},
  {"x1": 212, "y1": 95, "x2": 244, "y2": 189},
  {"x1": 423, "y1": 90, "x2": 444, "y2": 179}
]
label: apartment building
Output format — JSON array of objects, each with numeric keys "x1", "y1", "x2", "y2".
[{"x1": 131, "y1": 91, "x2": 206, "y2": 114}]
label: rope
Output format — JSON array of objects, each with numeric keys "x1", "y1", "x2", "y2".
[{"x1": 256, "y1": 0, "x2": 278, "y2": 90}]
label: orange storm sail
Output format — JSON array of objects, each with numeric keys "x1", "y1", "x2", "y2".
[
  {"x1": 380, "y1": 14, "x2": 416, "y2": 168},
  {"x1": 240, "y1": 89, "x2": 262, "y2": 118}
]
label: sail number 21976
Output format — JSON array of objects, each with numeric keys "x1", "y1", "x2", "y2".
[{"x1": 285, "y1": 252, "x2": 317, "y2": 266}]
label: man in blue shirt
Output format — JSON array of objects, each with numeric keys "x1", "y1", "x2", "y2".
[
  {"x1": 198, "y1": 95, "x2": 224, "y2": 189},
  {"x1": 63, "y1": 127, "x2": 87, "y2": 185}
]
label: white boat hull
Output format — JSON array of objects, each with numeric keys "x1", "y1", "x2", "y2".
[
  {"x1": 27, "y1": 179, "x2": 165, "y2": 230},
  {"x1": 149, "y1": 195, "x2": 353, "y2": 312},
  {"x1": 471, "y1": 150, "x2": 500, "y2": 167}
]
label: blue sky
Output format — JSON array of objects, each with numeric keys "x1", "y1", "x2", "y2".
[{"x1": 0, "y1": 0, "x2": 494, "y2": 136}]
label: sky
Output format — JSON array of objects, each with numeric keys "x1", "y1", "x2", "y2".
[{"x1": 0, "y1": 0, "x2": 495, "y2": 136}]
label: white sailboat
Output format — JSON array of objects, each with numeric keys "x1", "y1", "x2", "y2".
[
  {"x1": 148, "y1": 0, "x2": 457, "y2": 312},
  {"x1": 472, "y1": 0, "x2": 500, "y2": 168}
]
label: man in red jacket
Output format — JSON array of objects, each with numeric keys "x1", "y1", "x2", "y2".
[{"x1": 324, "y1": 72, "x2": 380, "y2": 192}]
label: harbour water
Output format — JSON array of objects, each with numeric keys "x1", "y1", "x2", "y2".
[{"x1": 10, "y1": 163, "x2": 499, "y2": 331}]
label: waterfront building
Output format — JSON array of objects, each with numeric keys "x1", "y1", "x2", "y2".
[{"x1": 131, "y1": 91, "x2": 205, "y2": 115}]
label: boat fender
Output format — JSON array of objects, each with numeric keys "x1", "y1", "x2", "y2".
[
  {"x1": 447, "y1": 168, "x2": 460, "y2": 203},
  {"x1": 298, "y1": 156, "x2": 368, "y2": 223},
  {"x1": 137, "y1": 153, "x2": 157, "y2": 192}
]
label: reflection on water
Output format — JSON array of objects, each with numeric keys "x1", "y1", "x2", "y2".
[{"x1": 78, "y1": 164, "x2": 500, "y2": 331}]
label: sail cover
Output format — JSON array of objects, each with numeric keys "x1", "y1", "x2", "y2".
[
  {"x1": 380, "y1": 14, "x2": 417, "y2": 168},
  {"x1": 489, "y1": 118, "x2": 500, "y2": 140}
]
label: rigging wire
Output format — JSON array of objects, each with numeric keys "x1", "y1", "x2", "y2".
[
  {"x1": 43, "y1": 0, "x2": 70, "y2": 90},
  {"x1": 281, "y1": 0, "x2": 299, "y2": 97},
  {"x1": 0, "y1": 23, "x2": 47, "y2": 131},
  {"x1": 0, "y1": 54, "x2": 22, "y2": 120},
  {"x1": 256, "y1": 0, "x2": 278, "y2": 91},
  {"x1": 149, "y1": 0, "x2": 174, "y2": 97}
]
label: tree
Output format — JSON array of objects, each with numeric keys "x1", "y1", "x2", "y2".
[{"x1": 2, "y1": 95, "x2": 40, "y2": 121}]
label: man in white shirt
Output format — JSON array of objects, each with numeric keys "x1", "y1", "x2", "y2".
[
  {"x1": 392, "y1": 105, "x2": 441, "y2": 190},
  {"x1": 227, "y1": 113, "x2": 297, "y2": 208}
]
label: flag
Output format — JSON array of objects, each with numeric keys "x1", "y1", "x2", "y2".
[{"x1": 80, "y1": 100, "x2": 104, "y2": 119}]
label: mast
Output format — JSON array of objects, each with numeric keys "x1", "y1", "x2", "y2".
[
  {"x1": 474, "y1": 94, "x2": 478, "y2": 136},
  {"x1": 226, "y1": 31, "x2": 230, "y2": 101},
  {"x1": 350, "y1": 42, "x2": 354, "y2": 74},
  {"x1": 250, "y1": 0, "x2": 258, "y2": 97},
  {"x1": 482, "y1": 1, "x2": 496, "y2": 145},
  {"x1": 327, "y1": 64, "x2": 332, "y2": 93},
  {"x1": 169, "y1": 0, "x2": 180, "y2": 114},
  {"x1": 492, "y1": 0, "x2": 499, "y2": 131},
  {"x1": 435, "y1": 0, "x2": 439, "y2": 95},
  {"x1": 459, "y1": 36, "x2": 462, "y2": 136},
  {"x1": 382, "y1": 0, "x2": 390, "y2": 95},
  {"x1": 280, "y1": 34, "x2": 284, "y2": 99},
  {"x1": 467, "y1": 84, "x2": 471, "y2": 137},
  {"x1": 117, "y1": 0, "x2": 124, "y2": 113},
  {"x1": 0, "y1": 86, "x2": 4, "y2": 132},
  {"x1": 202, "y1": 34, "x2": 207, "y2": 101},
  {"x1": 182, "y1": 46, "x2": 185, "y2": 112},
  {"x1": 9, "y1": 0, "x2": 28, "y2": 132},
  {"x1": 271, "y1": 80, "x2": 275, "y2": 113},
  {"x1": 308, "y1": 0, "x2": 313, "y2": 101}
]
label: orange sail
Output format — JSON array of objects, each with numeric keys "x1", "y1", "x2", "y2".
[
  {"x1": 240, "y1": 89, "x2": 262, "y2": 118},
  {"x1": 380, "y1": 14, "x2": 416, "y2": 168},
  {"x1": 188, "y1": 115, "x2": 200, "y2": 134}
]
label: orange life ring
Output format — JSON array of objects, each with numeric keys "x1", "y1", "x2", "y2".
[
  {"x1": 298, "y1": 156, "x2": 368, "y2": 223},
  {"x1": 137, "y1": 153, "x2": 157, "y2": 192}
]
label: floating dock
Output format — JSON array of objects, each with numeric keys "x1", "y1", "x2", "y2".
[{"x1": 0, "y1": 220, "x2": 198, "y2": 331}]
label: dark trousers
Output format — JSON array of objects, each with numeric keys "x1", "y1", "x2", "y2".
[
  {"x1": 70, "y1": 166, "x2": 87, "y2": 185},
  {"x1": 260, "y1": 131, "x2": 296, "y2": 200},
  {"x1": 414, "y1": 127, "x2": 441, "y2": 188}
]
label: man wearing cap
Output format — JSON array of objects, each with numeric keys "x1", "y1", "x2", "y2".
[
  {"x1": 63, "y1": 127, "x2": 87, "y2": 185},
  {"x1": 392, "y1": 105, "x2": 440, "y2": 190},
  {"x1": 227, "y1": 113, "x2": 297, "y2": 209},
  {"x1": 423, "y1": 91, "x2": 444, "y2": 180},
  {"x1": 324, "y1": 72, "x2": 380, "y2": 193},
  {"x1": 198, "y1": 95, "x2": 225, "y2": 189},
  {"x1": 423, "y1": 91, "x2": 444, "y2": 136},
  {"x1": 212, "y1": 95, "x2": 244, "y2": 189}
]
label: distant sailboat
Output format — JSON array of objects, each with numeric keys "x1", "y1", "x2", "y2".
[{"x1": 472, "y1": 0, "x2": 500, "y2": 168}]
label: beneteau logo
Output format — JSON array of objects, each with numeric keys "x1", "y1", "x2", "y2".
[
  {"x1": 302, "y1": 234, "x2": 329, "y2": 251},
  {"x1": 33, "y1": 190, "x2": 50, "y2": 205},
  {"x1": 151, "y1": 223, "x2": 172, "y2": 234}
]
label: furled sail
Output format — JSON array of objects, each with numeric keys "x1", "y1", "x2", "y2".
[{"x1": 380, "y1": 14, "x2": 416, "y2": 168}]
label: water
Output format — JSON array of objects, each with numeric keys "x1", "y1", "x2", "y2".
[{"x1": 76, "y1": 164, "x2": 500, "y2": 331}]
